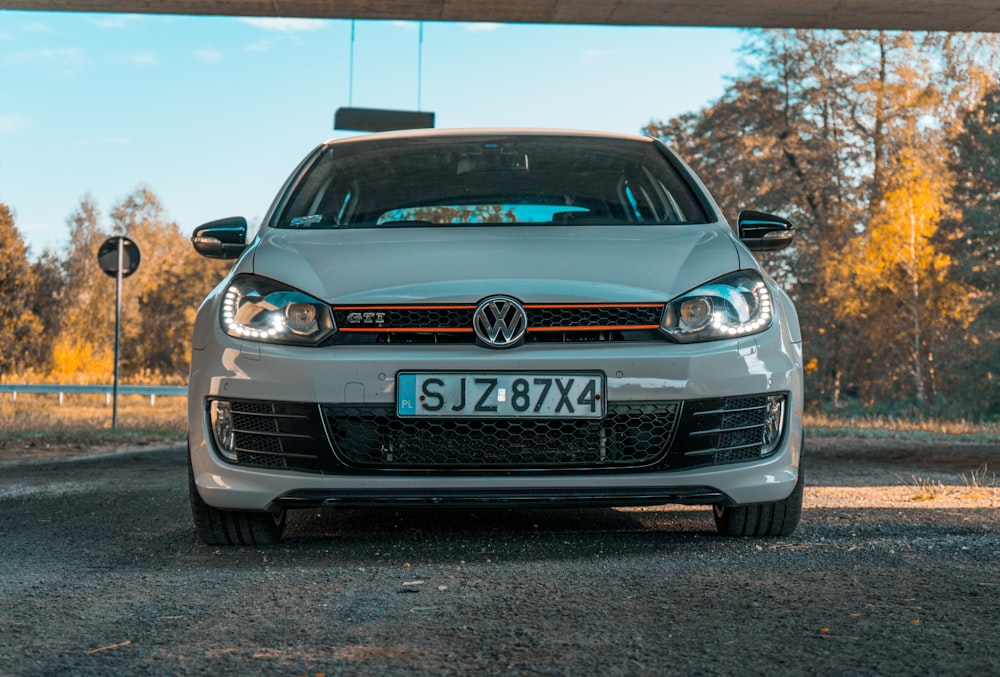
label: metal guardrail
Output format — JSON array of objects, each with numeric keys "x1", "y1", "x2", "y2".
[{"x1": 0, "y1": 384, "x2": 186, "y2": 405}]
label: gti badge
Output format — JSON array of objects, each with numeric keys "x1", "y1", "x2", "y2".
[{"x1": 346, "y1": 311, "x2": 386, "y2": 325}]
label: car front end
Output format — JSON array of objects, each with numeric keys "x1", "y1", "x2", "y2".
[{"x1": 187, "y1": 129, "x2": 804, "y2": 544}]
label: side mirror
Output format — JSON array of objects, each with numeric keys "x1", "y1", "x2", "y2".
[
  {"x1": 191, "y1": 217, "x2": 248, "y2": 259},
  {"x1": 737, "y1": 210, "x2": 795, "y2": 252}
]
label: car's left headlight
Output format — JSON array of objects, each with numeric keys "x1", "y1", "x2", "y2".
[
  {"x1": 221, "y1": 275, "x2": 336, "y2": 345},
  {"x1": 660, "y1": 270, "x2": 773, "y2": 343}
]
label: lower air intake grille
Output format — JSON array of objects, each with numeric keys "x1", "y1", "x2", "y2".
[
  {"x1": 672, "y1": 395, "x2": 780, "y2": 467},
  {"x1": 324, "y1": 403, "x2": 679, "y2": 469},
  {"x1": 209, "y1": 393, "x2": 785, "y2": 474},
  {"x1": 219, "y1": 400, "x2": 333, "y2": 473}
]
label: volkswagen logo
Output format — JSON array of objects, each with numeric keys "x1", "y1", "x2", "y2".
[{"x1": 473, "y1": 296, "x2": 528, "y2": 348}]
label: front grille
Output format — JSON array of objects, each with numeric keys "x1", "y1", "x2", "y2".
[
  {"x1": 217, "y1": 400, "x2": 333, "y2": 473},
  {"x1": 673, "y1": 396, "x2": 777, "y2": 466},
  {"x1": 527, "y1": 305, "x2": 663, "y2": 329},
  {"x1": 209, "y1": 393, "x2": 784, "y2": 474},
  {"x1": 324, "y1": 403, "x2": 679, "y2": 469},
  {"x1": 331, "y1": 303, "x2": 664, "y2": 344}
]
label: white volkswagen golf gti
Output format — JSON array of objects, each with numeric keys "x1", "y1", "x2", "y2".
[{"x1": 187, "y1": 129, "x2": 804, "y2": 544}]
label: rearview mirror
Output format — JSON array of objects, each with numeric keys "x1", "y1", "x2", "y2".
[
  {"x1": 737, "y1": 210, "x2": 795, "y2": 252},
  {"x1": 191, "y1": 217, "x2": 248, "y2": 259}
]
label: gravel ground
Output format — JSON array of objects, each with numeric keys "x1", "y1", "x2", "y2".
[{"x1": 0, "y1": 436, "x2": 997, "y2": 676}]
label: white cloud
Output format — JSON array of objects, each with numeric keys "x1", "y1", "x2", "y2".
[
  {"x1": 244, "y1": 39, "x2": 275, "y2": 52},
  {"x1": 581, "y1": 49, "x2": 611, "y2": 64},
  {"x1": 239, "y1": 18, "x2": 327, "y2": 33},
  {"x1": 77, "y1": 136, "x2": 133, "y2": 146},
  {"x1": 18, "y1": 22, "x2": 54, "y2": 36},
  {"x1": 195, "y1": 48, "x2": 222, "y2": 63},
  {"x1": 0, "y1": 47, "x2": 88, "y2": 67},
  {"x1": 88, "y1": 14, "x2": 146, "y2": 30},
  {"x1": 465, "y1": 23, "x2": 503, "y2": 33},
  {"x1": 0, "y1": 116, "x2": 28, "y2": 134},
  {"x1": 116, "y1": 50, "x2": 159, "y2": 65}
]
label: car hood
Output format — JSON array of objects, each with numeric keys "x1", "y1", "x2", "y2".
[{"x1": 246, "y1": 224, "x2": 743, "y2": 304}]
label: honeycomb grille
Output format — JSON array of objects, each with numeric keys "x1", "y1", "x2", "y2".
[
  {"x1": 324, "y1": 403, "x2": 679, "y2": 469},
  {"x1": 330, "y1": 303, "x2": 665, "y2": 344},
  {"x1": 528, "y1": 305, "x2": 662, "y2": 328},
  {"x1": 210, "y1": 393, "x2": 785, "y2": 475}
]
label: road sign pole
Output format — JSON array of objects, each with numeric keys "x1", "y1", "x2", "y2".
[
  {"x1": 97, "y1": 235, "x2": 140, "y2": 432},
  {"x1": 113, "y1": 237, "x2": 123, "y2": 431}
]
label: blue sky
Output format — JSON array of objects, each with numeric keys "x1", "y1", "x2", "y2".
[{"x1": 1, "y1": 11, "x2": 745, "y2": 256}]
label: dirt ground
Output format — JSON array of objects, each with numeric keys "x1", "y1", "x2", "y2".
[{"x1": 1, "y1": 435, "x2": 997, "y2": 676}]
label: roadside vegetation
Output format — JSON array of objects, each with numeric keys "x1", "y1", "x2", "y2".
[
  {"x1": 807, "y1": 411, "x2": 1000, "y2": 443},
  {"x1": 0, "y1": 394, "x2": 185, "y2": 453},
  {"x1": 1, "y1": 29, "x2": 999, "y2": 427}
]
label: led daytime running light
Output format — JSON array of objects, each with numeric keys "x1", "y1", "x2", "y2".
[
  {"x1": 220, "y1": 277, "x2": 335, "y2": 345},
  {"x1": 661, "y1": 271, "x2": 774, "y2": 343},
  {"x1": 222, "y1": 286, "x2": 281, "y2": 339}
]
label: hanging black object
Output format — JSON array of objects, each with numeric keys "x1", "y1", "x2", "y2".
[
  {"x1": 334, "y1": 107, "x2": 435, "y2": 132},
  {"x1": 336, "y1": 21, "x2": 434, "y2": 133}
]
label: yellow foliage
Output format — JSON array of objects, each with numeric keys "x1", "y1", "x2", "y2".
[
  {"x1": 805, "y1": 357, "x2": 819, "y2": 376},
  {"x1": 48, "y1": 335, "x2": 114, "y2": 383},
  {"x1": 855, "y1": 147, "x2": 951, "y2": 290}
]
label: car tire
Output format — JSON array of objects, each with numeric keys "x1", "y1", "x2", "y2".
[
  {"x1": 188, "y1": 449, "x2": 287, "y2": 545},
  {"x1": 712, "y1": 463, "x2": 804, "y2": 537}
]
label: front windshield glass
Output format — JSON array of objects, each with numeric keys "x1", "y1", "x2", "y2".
[{"x1": 278, "y1": 134, "x2": 710, "y2": 229}]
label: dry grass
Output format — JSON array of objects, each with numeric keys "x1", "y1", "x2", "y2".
[
  {"x1": 804, "y1": 412, "x2": 1000, "y2": 442},
  {"x1": 0, "y1": 392, "x2": 185, "y2": 454},
  {"x1": 903, "y1": 474, "x2": 951, "y2": 501},
  {"x1": 898, "y1": 465, "x2": 998, "y2": 502},
  {"x1": 959, "y1": 464, "x2": 999, "y2": 499}
]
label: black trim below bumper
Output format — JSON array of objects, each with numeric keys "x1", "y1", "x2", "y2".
[{"x1": 270, "y1": 486, "x2": 729, "y2": 510}]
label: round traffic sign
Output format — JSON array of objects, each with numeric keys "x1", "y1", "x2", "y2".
[{"x1": 97, "y1": 236, "x2": 141, "y2": 278}]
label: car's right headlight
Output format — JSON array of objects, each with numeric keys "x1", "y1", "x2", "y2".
[
  {"x1": 660, "y1": 270, "x2": 773, "y2": 343},
  {"x1": 221, "y1": 275, "x2": 336, "y2": 345}
]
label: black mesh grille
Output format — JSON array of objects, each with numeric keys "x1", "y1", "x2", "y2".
[
  {"x1": 210, "y1": 393, "x2": 785, "y2": 475},
  {"x1": 334, "y1": 307, "x2": 473, "y2": 331},
  {"x1": 672, "y1": 395, "x2": 781, "y2": 466},
  {"x1": 528, "y1": 305, "x2": 662, "y2": 328},
  {"x1": 214, "y1": 400, "x2": 332, "y2": 473},
  {"x1": 330, "y1": 303, "x2": 665, "y2": 344},
  {"x1": 324, "y1": 403, "x2": 679, "y2": 469}
]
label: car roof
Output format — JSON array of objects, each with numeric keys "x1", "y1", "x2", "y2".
[{"x1": 320, "y1": 128, "x2": 658, "y2": 149}]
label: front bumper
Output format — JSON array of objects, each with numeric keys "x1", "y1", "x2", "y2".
[{"x1": 189, "y1": 326, "x2": 803, "y2": 512}]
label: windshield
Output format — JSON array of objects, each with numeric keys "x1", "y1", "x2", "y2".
[{"x1": 278, "y1": 134, "x2": 710, "y2": 229}]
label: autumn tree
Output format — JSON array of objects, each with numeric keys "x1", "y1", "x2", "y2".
[
  {"x1": 646, "y1": 30, "x2": 868, "y2": 407},
  {"x1": 110, "y1": 186, "x2": 229, "y2": 380},
  {"x1": 838, "y1": 32, "x2": 993, "y2": 406},
  {"x1": 942, "y1": 86, "x2": 1000, "y2": 416},
  {"x1": 845, "y1": 146, "x2": 977, "y2": 403},
  {"x1": 27, "y1": 250, "x2": 65, "y2": 374},
  {"x1": 49, "y1": 196, "x2": 115, "y2": 381},
  {"x1": 47, "y1": 187, "x2": 231, "y2": 382},
  {"x1": 646, "y1": 29, "x2": 1000, "y2": 415},
  {"x1": 0, "y1": 204, "x2": 44, "y2": 376}
]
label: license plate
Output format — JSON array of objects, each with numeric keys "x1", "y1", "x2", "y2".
[{"x1": 397, "y1": 372, "x2": 605, "y2": 418}]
